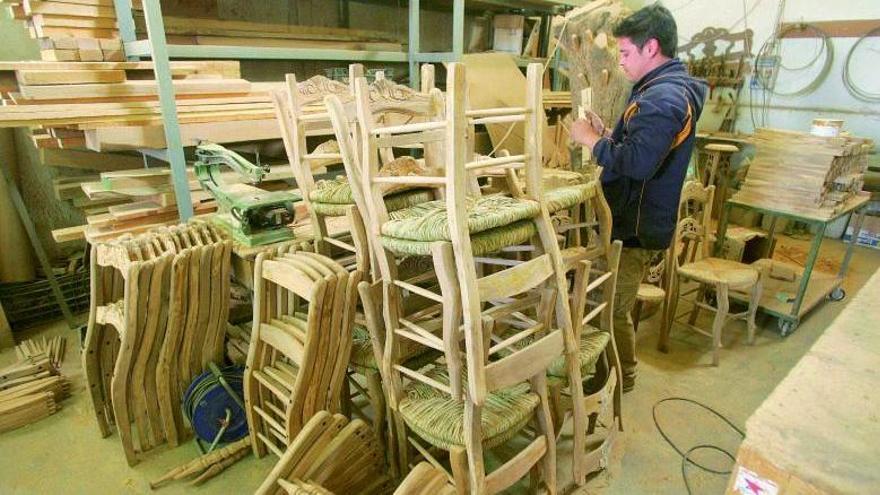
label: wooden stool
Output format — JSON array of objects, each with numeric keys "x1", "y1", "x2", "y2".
[
  {"x1": 633, "y1": 283, "x2": 666, "y2": 333},
  {"x1": 700, "y1": 143, "x2": 739, "y2": 217}
]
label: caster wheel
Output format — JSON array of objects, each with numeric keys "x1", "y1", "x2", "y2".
[
  {"x1": 777, "y1": 319, "x2": 795, "y2": 337},
  {"x1": 829, "y1": 287, "x2": 845, "y2": 302}
]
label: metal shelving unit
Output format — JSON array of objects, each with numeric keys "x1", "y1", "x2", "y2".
[{"x1": 112, "y1": 0, "x2": 578, "y2": 220}]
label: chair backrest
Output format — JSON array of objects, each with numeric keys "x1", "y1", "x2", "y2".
[
  {"x1": 248, "y1": 252, "x2": 363, "y2": 455},
  {"x1": 671, "y1": 181, "x2": 715, "y2": 271}
]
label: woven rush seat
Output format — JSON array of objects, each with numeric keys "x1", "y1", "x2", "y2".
[
  {"x1": 541, "y1": 169, "x2": 588, "y2": 190},
  {"x1": 350, "y1": 324, "x2": 435, "y2": 371},
  {"x1": 678, "y1": 257, "x2": 758, "y2": 290},
  {"x1": 547, "y1": 329, "x2": 610, "y2": 382},
  {"x1": 545, "y1": 183, "x2": 594, "y2": 214},
  {"x1": 398, "y1": 369, "x2": 539, "y2": 450},
  {"x1": 310, "y1": 178, "x2": 436, "y2": 217}
]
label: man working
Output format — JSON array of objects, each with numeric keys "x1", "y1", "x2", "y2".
[{"x1": 571, "y1": 4, "x2": 707, "y2": 392}]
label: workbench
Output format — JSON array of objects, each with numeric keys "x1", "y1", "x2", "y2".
[
  {"x1": 714, "y1": 193, "x2": 870, "y2": 336},
  {"x1": 725, "y1": 267, "x2": 880, "y2": 494}
]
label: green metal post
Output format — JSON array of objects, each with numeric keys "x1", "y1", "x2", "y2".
[
  {"x1": 839, "y1": 208, "x2": 865, "y2": 277},
  {"x1": 791, "y1": 221, "x2": 826, "y2": 317},
  {"x1": 142, "y1": 0, "x2": 194, "y2": 220},
  {"x1": 112, "y1": 0, "x2": 138, "y2": 58},
  {"x1": 409, "y1": 0, "x2": 421, "y2": 89},
  {"x1": 452, "y1": 0, "x2": 464, "y2": 59}
]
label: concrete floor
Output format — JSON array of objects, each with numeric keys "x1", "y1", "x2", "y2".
[{"x1": 1, "y1": 235, "x2": 878, "y2": 494}]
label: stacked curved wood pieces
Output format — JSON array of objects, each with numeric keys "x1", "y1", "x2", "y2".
[
  {"x1": 394, "y1": 462, "x2": 457, "y2": 495},
  {"x1": 255, "y1": 411, "x2": 390, "y2": 495},
  {"x1": 245, "y1": 250, "x2": 363, "y2": 458},
  {"x1": 81, "y1": 221, "x2": 231, "y2": 465}
]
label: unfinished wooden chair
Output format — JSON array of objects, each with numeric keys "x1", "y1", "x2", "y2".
[
  {"x1": 255, "y1": 410, "x2": 391, "y2": 495},
  {"x1": 658, "y1": 182, "x2": 763, "y2": 365},
  {"x1": 349, "y1": 62, "x2": 582, "y2": 494},
  {"x1": 273, "y1": 65, "x2": 437, "y2": 270},
  {"x1": 394, "y1": 462, "x2": 457, "y2": 495},
  {"x1": 245, "y1": 251, "x2": 363, "y2": 457}
]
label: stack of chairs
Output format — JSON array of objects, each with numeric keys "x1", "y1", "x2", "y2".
[
  {"x1": 82, "y1": 221, "x2": 231, "y2": 465},
  {"x1": 244, "y1": 251, "x2": 363, "y2": 457},
  {"x1": 323, "y1": 61, "x2": 626, "y2": 492}
]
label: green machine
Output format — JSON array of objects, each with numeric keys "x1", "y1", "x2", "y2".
[{"x1": 194, "y1": 143, "x2": 300, "y2": 247}]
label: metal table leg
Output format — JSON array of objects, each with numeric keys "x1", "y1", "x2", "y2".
[
  {"x1": 831, "y1": 207, "x2": 867, "y2": 301},
  {"x1": 789, "y1": 221, "x2": 827, "y2": 321},
  {"x1": 0, "y1": 163, "x2": 76, "y2": 328}
]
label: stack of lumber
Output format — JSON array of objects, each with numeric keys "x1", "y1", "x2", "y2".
[
  {"x1": 0, "y1": 336, "x2": 70, "y2": 434},
  {"x1": 2, "y1": 0, "x2": 125, "y2": 62},
  {"x1": 83, "y1": 222, "x2": 232, "y2": 465},
  {"x1": 733, "y1": 128, "x2": 874, "y2": 219},
  {"x1": 0, "y1": 60, "x2": 289, "y2": 151},
  {"x1": 134, "y1": 15, "x2": 405, "y2": 52}
]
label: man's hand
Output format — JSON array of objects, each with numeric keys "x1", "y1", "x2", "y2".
[
  {"x1": 571, "y1": 117, "x2": 603, "y2": 149},
  {"x1": 584, "y1": 109, "x2": 606, "y2": 136}
]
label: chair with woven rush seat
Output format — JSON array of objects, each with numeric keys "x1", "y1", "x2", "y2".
[
  {"x1": 244, "y1": 251, "x2": 363, "y2": 457},
  {"x1": 274, "y1": 65, "x2": 438, "y2": 272},
  {"x1": 658, "y1": 182, "x2": 762, "y2": 365},
  {"x1": 345, "y1": 62, "x2": 582, "y2": 494}
]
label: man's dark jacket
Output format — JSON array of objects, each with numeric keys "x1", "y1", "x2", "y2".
[{"x1": 593, "y1": 59, "x2": 707, "y2": 250}]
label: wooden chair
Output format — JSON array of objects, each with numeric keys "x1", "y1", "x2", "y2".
[
  {"x1": 395, "y1": 462, "x2": 457, "y2": 495},
  {"x1": 255, "y1": 410, "x2": 391, "y2": 495},
  {"x1": 244, "y1": 251, "x2": 363, "y2": 457},
  {"x1": 699, "y1": 142, "x2": 740, "y2": 217},
  {"x1": 658, "y1": 182, "x2": 763, "y2": 365},
  {"x1": 348, "y1": 62, "x2": 581, "y2": 494},
  {"x1": 273, "y1": 65, "x2": 437, "y2": 272}
]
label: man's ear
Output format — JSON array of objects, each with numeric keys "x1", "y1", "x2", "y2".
[{"x1": 644, "y1": 38, "x2": 661, "y2": 58}]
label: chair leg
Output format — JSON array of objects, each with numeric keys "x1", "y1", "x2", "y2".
[
  {"x1": 549, "y1": 383, "x2": 564, "y2": 439},
  {"x1": 658, "y1": 275, "x2": 680, "y2": 353},
  {"x1": 688, "y1": 284, "x2": 707, "y2": 326},
  {"x1": 747, "y1": 278, "x2": 762, "y2": 345},
  {"x1": 365, "y1": 371, "x2": 387, "y2": 464},
  {"x1": 711, "y1": 284, "x2": 729, "y2": 367},
  {"x1": 449, "y1": 446, "x2": 469, "y2": 495},
  {"x1": 531, "y1": 372, "x2": 557, "y2": 495}
]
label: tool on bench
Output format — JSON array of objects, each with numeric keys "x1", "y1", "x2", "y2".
[{"x1": 194, "y1": 143, "x2": 300, "y2": 246}]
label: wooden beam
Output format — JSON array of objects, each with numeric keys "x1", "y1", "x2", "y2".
[
  {"x1": 16, "y1": 69, "x2": 126, "y2": 85},
  {"x1": 780, "y1": 20, "x2": 880, "y2": 39},
  {"x1": 22, "y1": 1, "x2": 117, "y2": 19},
  {"x1": 18, "y1": 78, "x2": 251, "y2": 99}
]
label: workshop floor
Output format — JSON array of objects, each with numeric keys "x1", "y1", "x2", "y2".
[{"x1": 1, "y1": 235, "x2": 878, "y2": 495}]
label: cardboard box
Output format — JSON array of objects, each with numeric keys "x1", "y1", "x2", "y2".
[
  {"x1": 493, "y1": 15, "x2": 524, "y2": 54},
  {"x1": 843, "y1": 214, "x2": 880, "y2": 249}
]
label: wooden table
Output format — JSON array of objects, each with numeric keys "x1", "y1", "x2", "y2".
[
  {"x1": 725, "y1": 268, "x2": 880, "y2": 494},
  {"x1": 714, "y1": 194, "x2": 870, "y2": 335}
]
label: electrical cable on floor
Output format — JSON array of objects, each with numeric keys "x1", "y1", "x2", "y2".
[{"x1": 652, "y1": 397, "x2": 744, "y2": 495}]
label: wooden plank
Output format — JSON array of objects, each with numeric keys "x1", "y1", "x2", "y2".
[
  {"x1": 39, "y1": 148, "x2": 144, "y2": 171},
  {"x1": 40, "y1": 49, "x2": 79, "y2": 62},
  {"x1": 22, "y1": 1, "x2": 117, "y2": 18},
  {"x1": 85, "y1": 118, "x2": 280, "y2": 150},
  {"x1": 19, "y1": 78, "x2": 251, "y2": 100},
  {"x1": 0, "y1": 60, "x2": 240, "y2": 76},
  {"x1": 31, "y1": 13, "x2": 119, "y2": 29},
  {"x1": 780, "y1": 19, "x2": 880, "y2": 39},
  {"x1": 35, "y1": 25, "x2": 117, "y2": 39},
  {"x1": 20, "y1": 68, "x2": 123, "y2": 86}
]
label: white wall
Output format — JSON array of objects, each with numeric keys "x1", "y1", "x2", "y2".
[{"x1": 628, "y1": 0, "x2": 880, "y2": 142}]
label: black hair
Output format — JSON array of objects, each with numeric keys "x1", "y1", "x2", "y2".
[{"x1": 612, "y1": 3, "x2": 678, "y2": 58}]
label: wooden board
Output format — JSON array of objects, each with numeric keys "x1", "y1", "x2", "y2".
[
  {"x1": 85, "y1": 118, "x2": 281, "y2": 150},
  {"x1": 16, "y1": 69, "x2": 125, "y2": 85},
  {"x1": 18, "y1": 78, "x2": 251, "y2": 100},
  {"x1": 726, "y1": 268, "x2": 880, "y2": 494}
]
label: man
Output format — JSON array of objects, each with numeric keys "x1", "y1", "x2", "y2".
[{"x1": 570, "y1": 4, "x2": 707, "y2": 392}]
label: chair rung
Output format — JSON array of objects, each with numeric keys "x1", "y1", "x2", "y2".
[
  {"x1": 485, "y1": 436, "x2": 547, "y2": 494},
  {"x1": 585, "y1": 271, "x2": 613, "y2": 293},
  {"x1": 393, "y1": 365, "x2": 451, "y2": 395},
  {"x1": 373, "y1": 120, "x2": 445, "y2": 135},
  {"x1": 471, "y1": 114, "x2": 526, "y2": 126},
  {"x1": 474, "y1": 256, "x2": 522, "y2": 267},
  {"x1": 304, "y1": 152, "x2": 342, "y2": 161},
  {"x1": 394, "y1": 280, "x2": 443, "y2": 303},
  {"x1": 299, "y1": 112, "x2": 330, "y2": 122},
  {"x1": 256, "y1": 432, "x2": 285, "y2": 457},
  {"x1": 395, "y1": 325, "x2": 443, "y2": 351},
  {"x1": 582, "y1": 302, "x2": 608, "y2": 326},
  {"x1": 253, "y1": 405, "x2": 287, "y2": 438},
  {"x1": 373, "y1": 175, "x2": 445, "y2": 185},
  {"x1": 466, "y1": 107, "x2": 528, "y2": 118},
  {"x1": 254, "y1": 370, "x2": 291, "y2": 400},
  {"x1": 489, "y1": 324, "x2": 545, "y2": 355},
  {"x1": 324, "y1": 236, "x2": 356, "y2": 252},
  {"x1": 465, "y1": 154, "x2": 526, "y2": 171},
  {"x1": 265, "y1": 400, "x2": 286, "y2": 420}
]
